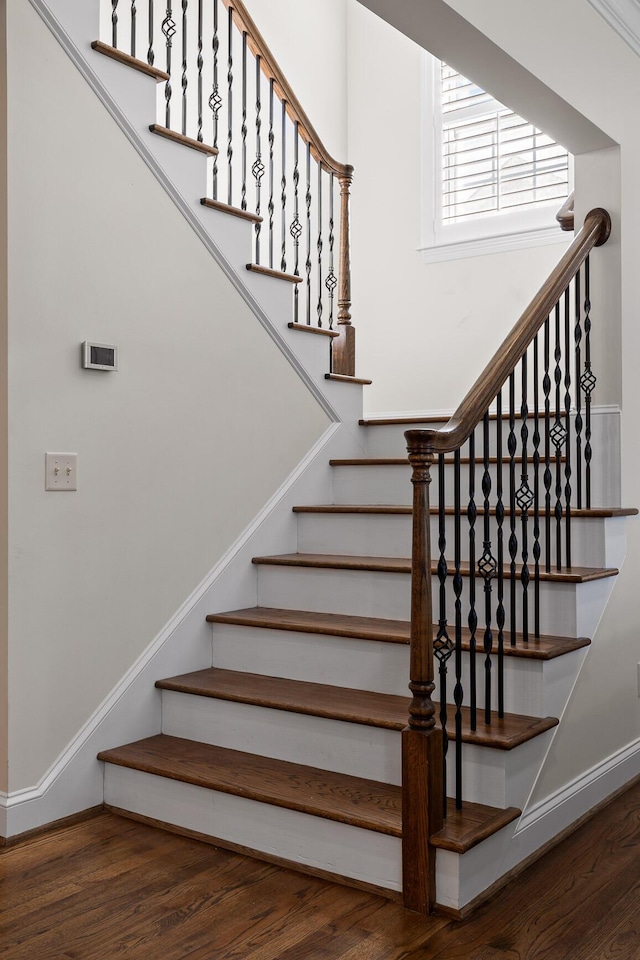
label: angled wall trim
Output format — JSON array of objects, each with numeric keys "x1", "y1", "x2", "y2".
[{"x1": 586, "y1": 0, "x2": 640, "y2": 59}]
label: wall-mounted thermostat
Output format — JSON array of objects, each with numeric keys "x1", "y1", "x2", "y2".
[{"x1": 82, "y1": 341, "x2": 118, "y2": 371}]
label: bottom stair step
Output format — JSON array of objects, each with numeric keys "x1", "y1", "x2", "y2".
[{"x1": 98, "y1": 734, "x2": 521, "y2": 896}]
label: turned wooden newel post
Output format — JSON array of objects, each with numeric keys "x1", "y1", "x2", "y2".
[
  {"x1": 402, "y1": 429, "x2": 444, "y2": 915},
  {"x1": 332, "y1": 168, "x2": 355, "y2": 377}
]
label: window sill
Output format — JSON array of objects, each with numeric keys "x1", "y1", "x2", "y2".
[{"x1": 418, "y1": 224, "x2": 572, "y2": 264}]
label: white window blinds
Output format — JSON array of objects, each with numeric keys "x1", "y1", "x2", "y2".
[{"x1": 441, "y1": 63, "x2": 570, "y2": 224}]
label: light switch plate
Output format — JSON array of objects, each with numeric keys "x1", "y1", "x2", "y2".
[{"x1": 45, "y1": 453, "x2": 77, "y2": 491}]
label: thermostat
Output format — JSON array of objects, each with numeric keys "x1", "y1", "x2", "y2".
[{"x1": 82, "y1": 341, "x2": 118, "y2": 371}]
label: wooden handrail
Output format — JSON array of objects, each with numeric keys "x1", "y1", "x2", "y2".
[
  {"x1": 221, "y1": 0, "x2": 352, "y2": 180},
  {"x1": 421, "y1": 208, "x2": 610, "y2": 455},
  {"x1": 556, "y1": 191, "x2": 575, "y2": 232}
]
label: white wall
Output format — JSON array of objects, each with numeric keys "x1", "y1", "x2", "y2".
[
  {"x1": 0, "y1": 2, "x2": 7, "y2": 798},
  {"x1": 4, "y1": 0, "x2": 329, "y2": 792}
]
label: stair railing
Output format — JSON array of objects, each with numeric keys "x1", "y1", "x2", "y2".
[
  {"x1": 103, "y1": 0, "x2": 355, "y2": 374},
  {"x1": 403, "y1": 207, "x2": 611, "y2": 913}
]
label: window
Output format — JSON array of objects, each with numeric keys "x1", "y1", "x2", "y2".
[{"x1": 421, "y1": 57, "x2": 573, "y2": 261}]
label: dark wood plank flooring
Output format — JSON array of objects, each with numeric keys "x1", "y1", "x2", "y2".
[{"x1": 2, "y1": 778, "x2": 639, "y2": 959}]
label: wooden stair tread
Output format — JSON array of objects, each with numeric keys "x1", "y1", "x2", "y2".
[
  {"x1": 99, "y1": 734, "x2": 402, "y2": 836},
  {"x1": 246, "y1": 263, "x2": 302, "y2": 283},
  {"x1": 325, "y1": 373, "x2": 373, "y2": 385},
  {"x1": 200, "y1": 198, "x2": 263, "y2": 223},
  {"x1": 288, "y1": 322, "x2": 339, "y2": 338},
  {"x1": 292, "y1": 503, "x2": 638, "y2": 519},
  {"x1": 251, "y1": 552, "x2": 619, "y2": 583},
  {"x1": 156, "y1": 667, "x2": 558, "y2": 748},
  {"x1": 91, "y1": 41, "x2": 170, "y2": 81},
  {"x1": 98, "y1": 734, "x2": 519, "y2": 852},
  {"x1": 206, "y1": 607, "x2": 590, "y2": 660},
  {"x1": 149, "y1": 124, "x2": 217, "y2": 155},
  {"x1": 329, "y1": 457, "x2": 565, "y2": 466},
  {"x1": 359, "y1": 414, "x2": 563, "y2": 426}
]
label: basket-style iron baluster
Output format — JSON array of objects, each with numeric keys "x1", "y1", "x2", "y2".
[
  {"x1": 253, "y1": 56, "x2": 264, "y2": 262},
  {"x1": 268, "y1": 79, "x2": 275, "y2": 268},
  {"x1": 162, "y1": 4, "x2": 175, "y2": 128},
  {"x1": 210, "y1": 0, "x2": 220, "y2": 198},
  {"x1": 181, "y1": 0, "x2": 188, "y2": 136},
  {"x1": 574, "y1": 269, "x2": 583, "y2": 508},
  {"x1": 564, "y1": 287, "x2": 573, "y2": 568},
  {"x1": 453, "y1": 449, "x2": 464, "y2": 809},
  {"x1": 468, "y1": 430, "x2": 477, "y2": 730},
  {"x1": 226, "y1": 7, "x2": 233, "y2": 205},
  {"x1": 148, "y1": 0, "x2": 154, "y2": 65},
  {"x1": 508, "y1": 373, "x2": 518, "y2": 645},
  {"x1": 240, "y1": 33, "x2": 247, "y2": 211},
  {"x1": 112, "y1": 0, "x2": 118, "y2": 48},
  {"x1": 280, "y1": 101, "x2": 287, "y2": 272},
  {"x1": 317, "y1": 166, "x2": 323, "y2": 328},
  {"x1": 326, "y1": 173, "x2": 336, "y2": 330},
  {"x1": 582, "y1": 256, "x2": 596, "y2": 507},
  {"x1": 517, "y1": 353, "x2": 533, "y2": 643},
  {"x1": 196, "y1": 0, "x2": 203, "y2": 142},
  {"x1": 533, "y1": 335, "x2": 541, "y2": 638},
  {"x1": 553, "y1": 302, "x2": 565, "y2": 569},
  {"x1": 480, "y1": 413, "x2": 496, "y2": 725},
  {"x1": 543, "y1": 316, "x2": 552, "y2": 572},
  {"x1": 436, "y1": 454, "x2": 453, "y2": 817},
  {"x1": 495, "y1": 390, "x2": 505, "y2": 717},
  {"x1": 131, "y1": 0, "x2": 137, "y2": 57},
  {"x1": 291, "y1": 123, "x2": 301, "y2": 323},
  {"x1": 305, "y1": 142, "x2": 312, "y2": 325}
]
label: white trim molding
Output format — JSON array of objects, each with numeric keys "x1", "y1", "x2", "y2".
[
  {"x1": 419, "y1": 225, "x2": 571, "y2": 264},
  {"x1": 586, "y1": 0, "x2": 640, "y2": 59}
]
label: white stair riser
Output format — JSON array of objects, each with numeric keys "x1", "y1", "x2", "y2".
[
  {"x1": 160, "y1": 689, "x2": 546, "y2": 807},
  {"x1": 103, "y1": 763, "x2": 402, "y2": 892},
  {"x1": 210, "y1": 623, "x2": 584, "y2": 718},
  {"x1": 296, "y1": 510, "x2": 618, "y2": 568},
  {"x1": 255, "y1": 563, "x2": 600, "y2": 635},
  {"x1": 436, "y1": 821, "x2": 517, "y2": 911}
]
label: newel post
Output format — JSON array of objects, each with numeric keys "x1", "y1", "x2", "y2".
[
  {"x1": 402, "y1": 430, "x2": 444, "y2": 914},
  {"x1": 332, "y1": 169, "x2": 355, "y2": 376}
]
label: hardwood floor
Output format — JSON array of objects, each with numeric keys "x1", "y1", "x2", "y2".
[{"x1": 1, "y1": 780, "x2": 639, "y2": 959}]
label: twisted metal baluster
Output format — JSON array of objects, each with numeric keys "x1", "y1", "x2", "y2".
[
  {"x1": 280, "y1": 101, "x2": 287, "y2": 273},
  {"x1": 240, "y1": 33, "x2": 247, "y2": 211},
  {"x1": 543, "y1": 316, "x2": 552, "y2": 573},
  {"x1": 317, "y1": 166, "x2": 323, "y2": 328},
  {"x1": 325, "y1": 173, "x2": 336, "y2": 330},
  {"x1": 533, "y1": 335, "x2": 541, "y2": 638},
  {"x1": 147, "y1": 0, "x2": 154, "y2": 65},
  {"x1": 453, "y1": 449, "x2": 464, "y2": 809},
  {"x1": 517, "y1": 353, "x2": 534, "y2": 643},
  {"x1": 268, "y1": 79, "x2": 275, "y2": 269},
  {"x1": 226, "y1": 8, "x2": 233, "y2": 206},
  {"x1": 112, "y1": 0, "x2": 118, "y2": 48},
  {"x1": 210, "y1": 0, "x2": 221, "y2": 199},
  {"x1": 436, "y1": 454, "x2": 454, "y2": 818},
  {"x1": 290, "y1": 123, "x2": 302, "y2": 322},
  {"x1": 181, "y1": 0, "x2": 188, "y2": 137},
  {"x1": 581, "y1": 256, "x2": 596, "y2": 507},
  {"x1": 564, "y1": 287, "x2": 573, "y2": 568},
  {"x1": 305, "y1": 142, "x2": 312, "y2": 325},
  {"x1": 574, "y1": 269, "x2": 583, "y2": 508},
  {"x1": 162, "y1": 4, "x2": 176, "y2": 128},
  {"x1": 196, "y1": 0, "x2": 203, "y2": 142},
  {"x1": 479, "y1": 412, "x2": 497, "y2": 725},
  {"x1": 131, "y1": 0, "x2": 137, "y2": 57},
  {"x1": 252, "y1": 56, "x2": 265, "y2": 262},
  {"x1": 552, "y1": 302, "x2": 566, "y2": 569},
  {"x1": 508, "y1": 373, "x2": 518, "y2": 645},
  {"x1": 495, "y1": 390, "x2": 505, "y2": 718},
  {"x1": 468, "y1": 430, "x2": 477, "y2": 731}
]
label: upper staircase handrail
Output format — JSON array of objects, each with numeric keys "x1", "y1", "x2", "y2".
[
  {"x1": 421, "y1": 207, "x2": 610, "y2": 455},
  {"x1": 221, "y1": 0, "x2": 353, "y2": 179},
  {"x1": 556, "y1": 191, "x2": 575, "y2": 232}
]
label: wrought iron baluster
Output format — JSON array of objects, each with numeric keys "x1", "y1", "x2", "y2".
[
  {"x1": 280, "y1": 101, "x2": 287, "y2": 273},
  {"x1": 268, "y1": 79, "x2": 275, "y2": 269},
  {"x1": 317, "y1": 166, "x2": 323, "y2": 328},
  {"x1": 305, "y1": 142, "x2": 312, "y2": 325},
  {"x1": 290, "y1": 123, "x2": 302, "y2": 323},
  {"x1": 147, "y1": 0, "x2": 154, "y2": 65},
  {"x1": 210, "y1": 0, "x2": 221, "y2": 199},
  {"x1": 533, "y1": 335, "x2": 541, "y2": 638},
  {"x1": 226, "y1": 7, "x2": 233, "y2": 206},
  {"x1": 436, "y1": 455, "x2": 454, "y2": 818},
  {"x1": 517, "y1": 353, "x2": 533, "y2": 643},
  {"x1": 252, "y1": 56, "x2": 265, "y2": 262},
  {"x1": 543, "y1": 316, "x2": 552, "y2": 573},
  {"x1": 196, "y1": 0, "x2": 203, "y2": 142},
  {"x1": 468, "y1": 431, "x2": 477, "y2": 731},
  {"x1": 453, "y1": 449, "x2": 464, "y2": 809},
  {"x1": 574, "y1": 269, "x2": 583, "y2": 508},
  {"x1": 582, "y1": 256, "x2": 596, "y2": 508},
  {"x1": 564, "y1": 287, "x2": 573, "y2": 568},
  {"x1": 552, "y1": 302, "x2": 566, "y2": 569},
  {"x1": 479, "y1": 413, "x2": 497, "y2": 725},
  {"x1": 131, "y1": 0, "x2": 137, "y2": 57},
  {"x1": 495, "y1": 390, "x2": 505, "y2": 718},
  {"x1": 326, "y1": 173, "x2": 336, "y2": 329},
  {"x1": 162, "y1": 4, "x2": 176, "y2": 128},
  {"x1": 181, "y1": 0, "x2": 188, "y2": 137},
  {"x1": 112, "y1": 0, "x2": 118, "y2": 48},
  {"x1": 241, "y1": 32, "x2": 247, "y2": 211},
  {"x1": 508, "y1": 373, "x2": 518, "y2": 645}
]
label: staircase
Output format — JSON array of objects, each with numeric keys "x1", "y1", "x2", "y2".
[{"x1": 31, "y1": 0, "x2": 637, "y2": 917}]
